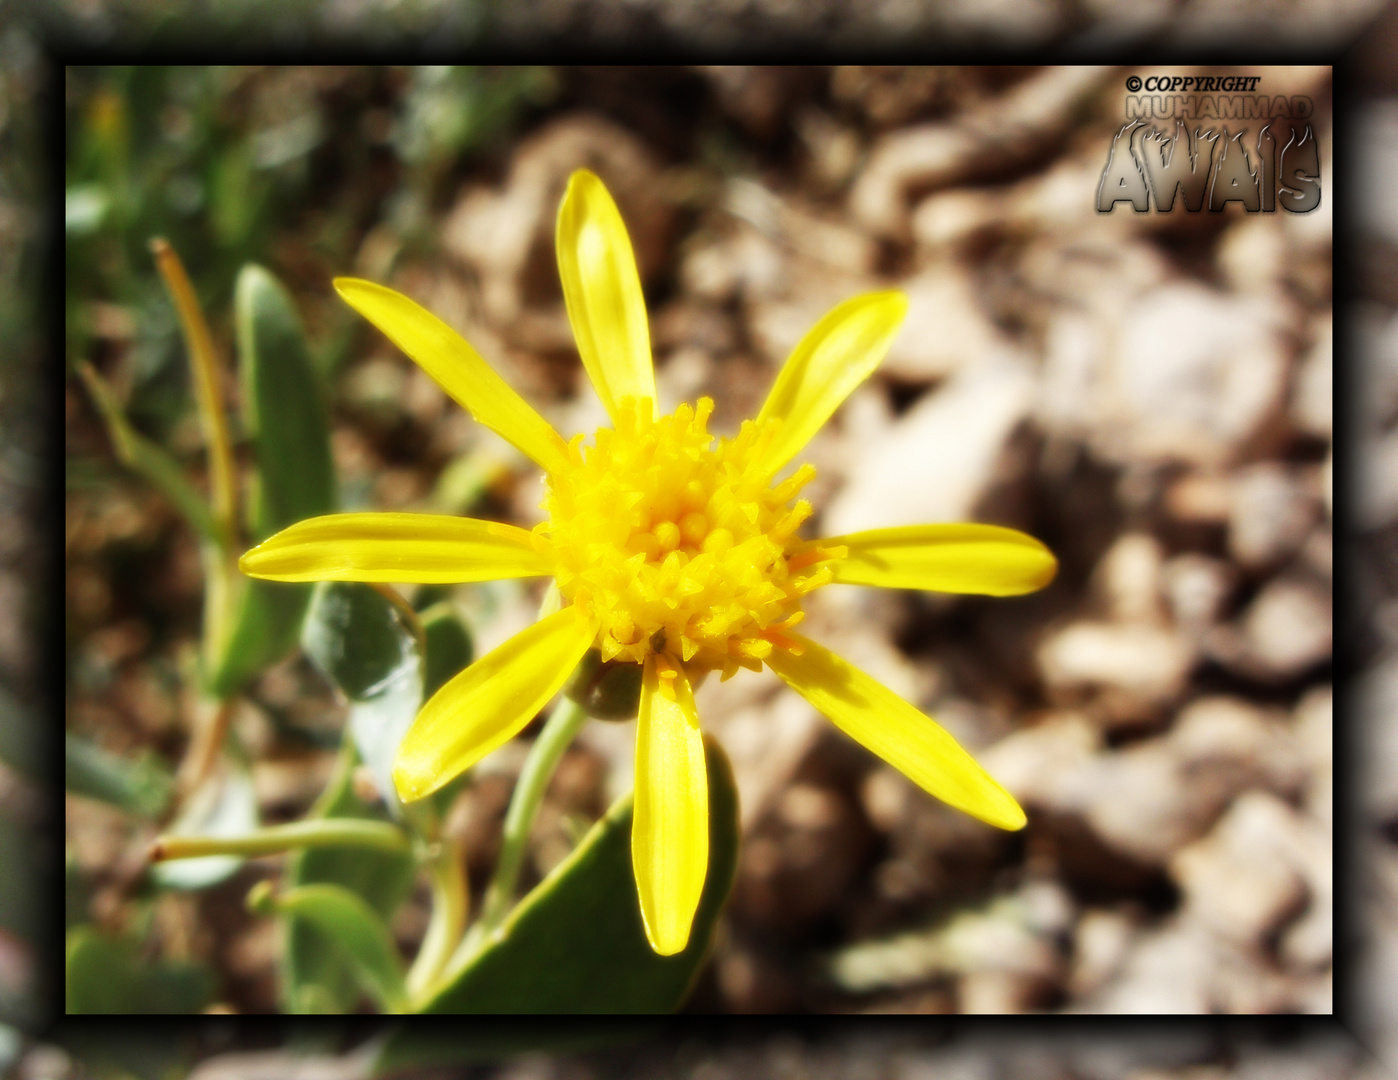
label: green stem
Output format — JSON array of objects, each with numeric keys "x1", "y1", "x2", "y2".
[
  {"x1": 150, "y1": 819, "x2": 410, "y2": 861},
  {"x1": 444, "y1": 693, "x2": 589, "y2": 976},
  {"x1": 481, "y1": 693, "x2": 589, "y2": 931},
  {"x1": 403, "y1": 801, "x2": 467, "y2": 1005}
]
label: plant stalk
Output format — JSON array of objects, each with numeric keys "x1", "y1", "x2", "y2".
[
  {"x1": 445, "y1": 692, "x2": 589, "y2": 975},
  {"x1": 150, "y1": 818, "x2": 410, "y2": 861}
]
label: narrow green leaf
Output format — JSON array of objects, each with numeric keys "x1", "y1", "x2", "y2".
[
  {"x1": 402, "y1": 737, "x2": 739, "y2": 1016},
  {"x1": 204, "y1": 263, "x2": 338, "y2": 695},
  {"x1": 235, "y1": 263, "x2": 335, "y2": 539},
  {"x1": 264, "y1": 884, "x2": 408, "y2": 1013},
  {"x1": 64, "y1": 732, "x2": 174, "y2": 818},
  {"x1": 76, "y1": 362, "x2": 222, "y2": 548},
  {"x1": 65, "y1": 925, "x2": 215, "y2": 1014},
  {"x1": 205, "y1": 578, "x2": 314, "y2": 698}
]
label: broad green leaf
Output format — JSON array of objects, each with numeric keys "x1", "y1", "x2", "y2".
[
  {"x1": 302, "y1": 581, "x2": 424, "y2": 813},
  {"x1": 419, "y1": 600, "x2": 473, "y2": 700},
  {"x1": 402, "y1": 736, "x2": 739, "y2": 1016},
  {"x1": 149, "y1": 763, "x2": 258, "y2": 891},
  {"x1": 261, "y1": 884, "x2": 408, "y2": 1013},
  {"x1": 65, "y1": 925, "x2": 215, "y2": 1014},
  {"x1": 205, "y1": 263, "x2": 336, "y2": 696},
  {"x1": 64, "y1": 732, "x2": 174, "y2": 818}
]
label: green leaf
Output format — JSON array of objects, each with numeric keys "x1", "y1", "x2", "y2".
[
  {"x1": 302, "y1": 582, "x2": 425, "y2": 813},
  {"x1": 287, "y1": 577, "x2": 427, "y2": 1013},
  {"x1": 76, "y1": 362, "x2": 222, "y2": 548},
  {"x1": 261, "y1": 884, "x2": 408, "y2": 1013},
  {"x1": 235, "y1": 263, "x2": 335, "y2": 540},
  {"x1": 205, "y1": 578, "x2": 314, "y2": 698},
  {"x1": 281, "y1": 747, "x2": 416, "y2": 1013},
  {"x1": 65, "y1": 925, "x2": 215, "y2": 1014},
  {"x1": 149, "y1": 764, "x2": 258, "y2": 891},
  {"x1": 64, "y1": 732, "x2": 174, "y2": 818},
  {"x1": 204, "y1": 263, "x2": 337, "y2": 696},
  {"x1": 419, "y1": 600, "x2": 473, "y2": 700},
  {"x1": 404, "y1": 736, "x2": 739, "y2": 1016}
]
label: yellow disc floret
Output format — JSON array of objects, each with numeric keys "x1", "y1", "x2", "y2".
[{"x1": 539, "y1": 397, "x2": 844, "y2": 680}]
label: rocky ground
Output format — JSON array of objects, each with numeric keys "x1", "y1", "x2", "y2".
[{"x1": 56, "y1": 63, "x2": 1355, "y2": 1035}]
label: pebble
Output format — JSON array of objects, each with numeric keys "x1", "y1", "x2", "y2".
[
  {"x1": 880, "y1": 266, "x2": 1013, "y2": 381},
  {"x1": 1236, "y1": 575, "x2": 1333, "y2": 678},
  {"x1": 1227, "y1": 463, "x2": 1318, "y2": 569},
  {"x1": 1161, "y1": 553, "x2": 1235, "y2": 631},
  {"x1": 821, "y1": 347, "x2": 1036, "y2": 534},
  {"x1": 1168, "y1": 791, "x2": 1310, "y2": 948},
  {"x1": 1292, "y1": 313, "x2": 1333, "y2": 439},
  {"x1": 1093, "y1": 533, "x2": 1167, "y2": 624},
  {"x1": 1105, "y1": 284, "x2": 1290, "y2": 467},
  {"x1": 1092, "y1": 916, "x2": 1214, "y2": 1013},
  {"x1": 1068, "y1": 908, "x2": 1136, "y2": 998},
  {"x1": 1037, "y1": 621, "x2": 1195, "y2": 705}
]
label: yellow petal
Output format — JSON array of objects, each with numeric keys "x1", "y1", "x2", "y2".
[
  {"x1": 238, "y1": 512, "x2": 554, "y2": 583},
  {"x1": 393, "y1": 605, "x2": 597, "y2": 802},
  {"x1": 632, "y1": 657, "x2": 708, "y2": 956},
  {"x1": 556, "y1": 170, "x2": 656, "y2": 423},
  {"x1": 767, "y1": 635, "x2": 1026, "y2": 831},
  {"x1": 754, "y1": 291, "x2": 908, "y2": 478},
  {"x1": 334, "y1": 278, "x2": 570, "y2": 476},
  {"x1": 828, "y1": 523, "x2": 1057, "y2": 596}
]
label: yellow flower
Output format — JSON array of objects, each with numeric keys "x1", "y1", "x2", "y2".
[{"x1": 241, "y1": 170, "x2": 1056, "y2": 956}]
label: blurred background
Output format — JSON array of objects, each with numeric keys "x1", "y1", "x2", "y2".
[
  {"x1": 59, "y1": 62, "x2": 1335, "y2": 1015},
  {"x1": 14, "y1": 0, "x2": 1395, "y2": 52},
  {"x1": 0, "y1": 45, "x2": 1376, "y2": 1080}
]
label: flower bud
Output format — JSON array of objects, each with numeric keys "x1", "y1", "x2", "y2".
[{"x1": 563, "y1": 649, "x2": 643, "y2": 720}]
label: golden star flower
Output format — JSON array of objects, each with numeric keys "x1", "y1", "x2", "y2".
[{"x1": 241, "y1": 170, "x2": 1056, "y2": 956}]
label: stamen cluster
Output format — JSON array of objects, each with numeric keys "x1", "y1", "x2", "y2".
[{"x1": 539, "y1": 397, "x2": 841, "y2": 679}]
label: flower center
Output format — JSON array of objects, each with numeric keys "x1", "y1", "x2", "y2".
[{"x1": 539, "y1": 397, "x2": 842, "y2": 680}]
